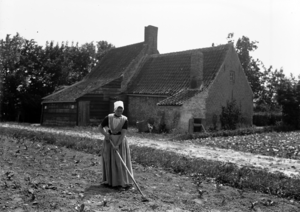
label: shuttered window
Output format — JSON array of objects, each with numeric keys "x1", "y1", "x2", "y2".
[{"x1": 189, "y1": 118, "x2": 204, "y2": 133}]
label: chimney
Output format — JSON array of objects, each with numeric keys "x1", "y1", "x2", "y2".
[
  {"x1": 144, "y1": 25, "x2": 158, "y2": 54},
  {"x1": 190, "y1": 51, "x2": 203, "y2": 89}
]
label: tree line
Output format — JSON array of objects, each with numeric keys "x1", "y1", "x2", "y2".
[
  {"x1": 227, "y1": 33, "x2": 300, "y2": 129},
  {"x1": 0, "y1": 33, "x2": 299, "y2": 129},
  {"x1": 0, "y1": 33, "x2": 114, "y2": 122}
]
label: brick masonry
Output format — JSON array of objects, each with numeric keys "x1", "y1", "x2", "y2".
[
  {"x1": 128, "y1": 95, "x2": 182, "y2": 132},
  {"x1": 178, "y1": 91, "x2": 208, "y2": 132}
]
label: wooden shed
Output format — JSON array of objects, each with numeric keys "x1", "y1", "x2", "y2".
[{"x1": 41, "y1": 26, "x2": 159, "y2": 126}]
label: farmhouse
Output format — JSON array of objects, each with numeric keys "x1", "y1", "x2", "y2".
[{"x1": 41, "y1": 25, "x2": 253, "y2": 132}]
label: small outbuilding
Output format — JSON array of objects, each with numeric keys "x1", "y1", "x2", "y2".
[{"x1": 41, "y1": 26, "x2": 159, "y2": 126}]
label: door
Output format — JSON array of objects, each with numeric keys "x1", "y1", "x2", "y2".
[{"x1": 78, "y1": 101, "x2": 90, "y2": 126}]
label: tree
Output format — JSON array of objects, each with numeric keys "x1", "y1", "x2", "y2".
[
  {"x1": 58, "y1": 40, "x2": 114, "y2": 87},
  {"x1": 227, "y1": 34, "x2": 263, "y2": 102},
  {"x1": 0, "y1": 33, "x2": 25, "y2": 121},
  {"x1": 1, "y1": 33, "x2": 114, "y2": 122},
  {"x1": 95, "y1": 41, "x2": 114, "y2": 61},
  {"x1": 277, "y1": 76, "x2": 300, "y2": 129},
  {"x1": 257, "y1": 67, "x2": 286, "y2": 112},
  {"x1": 227, "y1": 33, "x2": 284, "y2": 113}
]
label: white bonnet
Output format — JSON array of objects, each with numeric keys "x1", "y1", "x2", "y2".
[{"x1": 114, "y1": 101, "x2": 124, "y2": 111}]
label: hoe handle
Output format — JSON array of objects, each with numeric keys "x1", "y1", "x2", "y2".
[{"x1": 109, "y1": 140, "x2": 146, "y2": 198}]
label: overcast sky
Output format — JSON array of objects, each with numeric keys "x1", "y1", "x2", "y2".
[{"x1": 1, "y1": 0, "x2": 299, "y2": 77}]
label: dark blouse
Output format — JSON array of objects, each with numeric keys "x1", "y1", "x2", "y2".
[{"x1": 101, "y1": 115, "x2": 128, "y2": 135}]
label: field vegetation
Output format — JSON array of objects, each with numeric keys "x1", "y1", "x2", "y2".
[{"x1": 1, "y1": 123, "x2": 300, "y2": 204}]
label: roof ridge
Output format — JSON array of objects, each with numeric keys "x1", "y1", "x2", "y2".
[
  {"x1": 150, "y1": 43, "x2": 230, "y2": 58},
  {"x1": 113, "y1": 42, "x2": 145, "y2": 49}
]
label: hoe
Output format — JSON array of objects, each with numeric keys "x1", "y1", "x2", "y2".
[{"x1": 109, "y1": 140, "x2": 149, "y2": 202}]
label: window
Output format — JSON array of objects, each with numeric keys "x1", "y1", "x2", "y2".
[
  {"x1": 193, "y1": 118, "x2": 202, "y2": 132},
  {"x1": 230, "y1": 70, "x2": 235, "y2": 83},
  {"x1": 189, "y1": 118, "x2": 205, "y2": 133}
]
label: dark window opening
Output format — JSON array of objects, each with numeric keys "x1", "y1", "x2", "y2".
[
  {"x1": 189, "y1": 118, "x2": 203, "y2": 133},
  {"x1": 230, "y1": 70, "x2": 235, "y2": 83},
  {"x1": 194, "y1": 118, "x2": 202, "y2": 124},
  {"x1": 194, "y1": 126, "x2": 202, "y2": 132},
  {"x1": 194, "y1": 118, "x2": 202, "y2": 132}
]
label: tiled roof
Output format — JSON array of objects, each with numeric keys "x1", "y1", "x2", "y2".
[
  {"x1": 128, "y1": 44, "x2": 229, "y2": 105},
  {"x1": 85, "y1": 42, "x2": 145, "y2": 80},
  {"x1": 90, "y1": 77, "x2": 122, "y2": 94},
  {"x1": 200, "y1": 44, "x2": 229, "y2": 87},
  {"x1": 42, "y1": 42, "x2": 145, "y2": 103},
  {"x1": 127, "y1": 52, "x2": 192, "y2": 95},
  {"x1": 157, "y1": 89, "x2": 202, "y2": 106},
  {"x1": 128, "y1": 44, "x2": 229, "y2": 95}
]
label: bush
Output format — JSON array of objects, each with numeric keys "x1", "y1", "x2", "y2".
[
  {"x1": 253, "y1": 112, "x2": 282, "y2": 126},
  {"x1": 277, "y1": 80, "x2": 300, "y2": 129},
  {"x1": 220, "y1": 99, "x2": 241, "y2": 130}
]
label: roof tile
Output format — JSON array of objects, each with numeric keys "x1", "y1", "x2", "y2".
[
  {"x1": 128, "y1": 52, "x2": 192, "y2": 95},
  {"x1": 128, "y1": 44, "x2": 229, "y2": 105},
  {"x1": 43, "y1": 42, "x2": 145, "y2": 102}
]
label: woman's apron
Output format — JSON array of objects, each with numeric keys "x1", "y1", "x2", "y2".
[{"x1": 102, "y1": 114, "x2": 133, "y2": 187}]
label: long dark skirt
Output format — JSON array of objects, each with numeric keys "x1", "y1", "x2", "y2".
[{"x1": 101, "y1": 135, "x2": 133, "y2": 187}]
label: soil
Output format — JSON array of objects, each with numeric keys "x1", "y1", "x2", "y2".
[{"x1": 1, "y1": 131, "x2": 300, "y2": 211}]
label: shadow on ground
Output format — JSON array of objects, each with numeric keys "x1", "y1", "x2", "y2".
[{"x1": 84, "y1": 184, "x2": 118, "y2": 197}]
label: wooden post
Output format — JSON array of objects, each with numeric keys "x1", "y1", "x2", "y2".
[{"x1": 40, "y1": 104, "x2": 44, "y2": 125}]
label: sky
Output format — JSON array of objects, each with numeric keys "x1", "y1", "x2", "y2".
[{"x1": 1, "y1": 0, "x2": 299, "y2": 77}]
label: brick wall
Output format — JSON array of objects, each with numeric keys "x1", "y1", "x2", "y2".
[
  {"x1": 206, "y1": 45, "x2": 253, "y2": 129},
  {"x1": 177, "y1": 91, "x2": 208, "y2": 132},
  {"x1": 128, "y1": 93, "x2": 208, "y2": 133},
  {"x1": 127, "y1": 95, "x2": 181, "y2": 131}
]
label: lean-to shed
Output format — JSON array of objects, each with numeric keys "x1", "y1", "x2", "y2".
[{"x1": 41, "y1": 26, "x2": 158, "y2": 126}]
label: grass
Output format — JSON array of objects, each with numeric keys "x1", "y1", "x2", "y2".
[
  {"x1": 0, "y1": 126, "x2": 103, "y2": 155},
  {"x1": 1, "y1": 124, "x2": 300, "y2": 202}
]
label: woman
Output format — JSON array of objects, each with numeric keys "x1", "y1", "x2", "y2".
[{"x1": 99, "y1": 101, "x2": 133, "y2": 191}]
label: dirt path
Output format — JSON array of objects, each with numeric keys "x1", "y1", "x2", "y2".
[
  {"x1": 132, "y1": 138, "x2": 300, "y2": 179},
  {"x1": 1, "y1": 123, "x2": 300, "y2": 179}
]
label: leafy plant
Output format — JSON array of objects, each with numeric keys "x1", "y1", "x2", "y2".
[
  {"x1": 220, "y1": 99, "x2": 241, "y2": 130},
  {"x1": 1, "y1": 124, "x2": 300, "y2": 201},
  {"x1": 130, "y1": 145, "x2": 300, "y2": 201}
]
